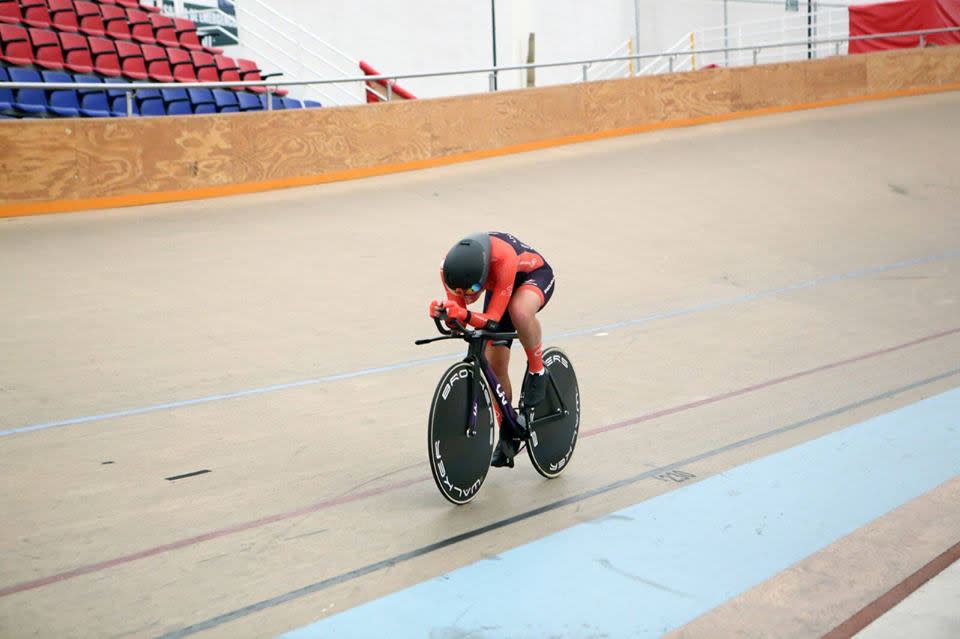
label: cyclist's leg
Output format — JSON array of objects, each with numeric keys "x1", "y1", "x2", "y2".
[
  {"x1": 483, "y1": 289, "x2": 517, "y2": 402},
  {"x1": 485, "y1": 342, "x2": 512, "y2": 401},
  {"x1": 487, "y1": 317, "x2": 520, "y2": 467},
  {"x1": 511, "y1": 266, "x2": 554, "y2": 405},
  {"x1": 508, "y1": 288, "x2": 544, "y2": 373}
]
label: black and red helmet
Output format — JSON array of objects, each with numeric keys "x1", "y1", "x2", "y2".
[{"x1": 442, "y1": 233, "x2": 491, "y2": 295}]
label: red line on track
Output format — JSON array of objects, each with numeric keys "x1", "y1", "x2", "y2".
[
  {"x1": 2, "y1": 327, "x2": 958, "y2": 599},
  {"x1": 582, "y1": 327, "x2": 960, "y2": 438},
  {"x1": 821, "y1": 539, "x2": 960, "y2": 639},
  {"x1": 0, "y1": 477, "x2": 429, "y2": 598}
]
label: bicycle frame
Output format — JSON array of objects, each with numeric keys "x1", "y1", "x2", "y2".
[
  {"x1": 463, "y1": 335, "x2": 520, "y2": 439},
  {"x1": 416, "y1": 313, "x2": 569, "y2": 441}
]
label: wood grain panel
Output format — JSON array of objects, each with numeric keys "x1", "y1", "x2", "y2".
[
  {"x1": 803, "y1": 54, "x2": 868, "y2": 102},
  {"x1": 731, "y1": 61, "x2": 808, "y2": 111},
  {"x1": 866, "y1": 49, "x2": 939, "y2": 92},
  {"x1": 581, "y1": 76, "x2": 660, "y2": 132},
  {"x1": 0, "y1": 121, "x2": 79, "y2": 202},
  {"x1": 644, "y1": 67, "x2": 736, "y2": 121},
  {"x1": 2, "y1": 46, "x2": 958, "y2": 212},
  {"x1": 427, "y1": 84, "x2": 588, "y2": 156},
  {"x1": 74, "y1": 115, "x2": 236, "y2": 197},
  {"x1": 228, "y1": 100, "x2": 433, "y2": 184},
  {"x1": 866, "y1": 47, "x2": 960, "y2": 92}
]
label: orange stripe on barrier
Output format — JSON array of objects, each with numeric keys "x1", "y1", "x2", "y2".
[{"x1": 3, "y1": 82, "x2": 960, "y2": 219}]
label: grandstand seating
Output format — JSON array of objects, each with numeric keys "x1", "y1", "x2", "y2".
[{"x1": 0, "y1": 0, "x2": 318, "y2": 118}]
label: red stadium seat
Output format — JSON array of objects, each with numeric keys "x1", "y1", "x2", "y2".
[
  {"x1": 0, "y1": 23, "x2": 32, "y2": 65},
  {"x1": 59, "y1": 30, "x2": 94, "y2": 73},
  {"x1": 30, "y1": 27, "x2": 65, "y2": 69},
  {"x1": 116, "y1": 39, "x2": 147, "y2": 79},
  {"x1": 75, "y1": 2, "x2": 106, "y2": 37},
  {"x1": 191, "y1": 50, "x2": 217, "y2": 81},
  {"x1": 21, "y1": 0, "x2": 52, "y2": 29},
  {"x1": 214, "y1": 54, "x2": 243, "y2": 89},
  {"x1": 48, "y1": 0, "x2": 80, "y2": 33},
  {"x1": 148, "y1": 12, "x2": 178, "y2": 47},
  {"x1": 0, "y1": 1, "x2": 25, "y2": 25},
  {"x1": 167, "y1": 46, "x2": 196, "y2": 82},
  {"x1": 116, "y1": 0, "x2": 145, "y2": 9},
  {"x1": 89, "y1": 36, "x2": 121, "y2": 76},
  {"x1": 125, "y1": 8, "x2": 154, "y2": 44},
  {"x1": 237, "y1": 58, "x2": 287, "y2": 96},
  {"x1": 100, "y1": 5, "x2": 131, "y2": 41},
  {"x1": 173, "y1": 16, "x2": 203, "y2": 50},
  {"x1": 141, "y1": 43, "x2": 173, "y2": 81}
]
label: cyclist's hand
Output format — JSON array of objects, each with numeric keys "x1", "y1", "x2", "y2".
[
  {"x1": 442, "y1": 301, "x2": 468, "y2": 324},
  {"x1": 428, "y1": 299, "x2": 444, "y2": 318}
]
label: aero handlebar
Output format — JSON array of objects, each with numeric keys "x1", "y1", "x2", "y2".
[{"x1": 414, "y1": 309, "x2": 519, "y2": 346}]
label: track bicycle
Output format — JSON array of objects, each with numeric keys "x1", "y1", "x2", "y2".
[{"x1": 415, "y1": 311, "x2": 580, "y2": 504}]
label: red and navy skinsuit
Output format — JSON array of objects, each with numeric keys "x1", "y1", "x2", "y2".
[{"x1": 442, "y1": 232, "x2": 555, "y2": 334}]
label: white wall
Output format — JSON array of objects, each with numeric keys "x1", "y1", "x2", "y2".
[{"x1": 234, "y1": 0, "x2": 879, "y2": 103}]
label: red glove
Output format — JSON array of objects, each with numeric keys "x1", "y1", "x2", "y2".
[
  {"x1": 442, "y1": 300, "x2": 469, "y2": 324},
  {"x1": 428, "y1": 299, "x2": 444, "y2": 318}
]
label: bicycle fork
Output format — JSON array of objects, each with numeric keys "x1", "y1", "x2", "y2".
[{"x1": 465, "y1": 364, "x2": 480, "y2": 438}]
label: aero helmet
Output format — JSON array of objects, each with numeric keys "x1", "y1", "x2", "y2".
[{"x1": 442, "y1": 233, "x2": 491, "y2": 295}]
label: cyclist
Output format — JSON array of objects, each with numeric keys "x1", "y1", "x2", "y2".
[{"x1": 428, "y1": 232, "x2": 555, "y2": 467}]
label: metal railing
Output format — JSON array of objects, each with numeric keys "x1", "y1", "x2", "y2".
[
  {"x1": 692, "y1": 7, "x2": 849, "y2": 67},
  {"x1": 1, "y1": 26, "x2": 958, "y2": 118},
  {"x1": 576, "y1": 38, "x2": 633, "y2": 82},
  {"x1": 640, "y1": 31, "x2": 698, "y2": 75},
  {"x1": 233, "y1": 0, "x2": 378, "y2": 105}
]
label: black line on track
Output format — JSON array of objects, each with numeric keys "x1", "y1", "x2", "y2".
[
  {"x1": 155, "y1": 367, "x2": 960, "y2": 639},
  {"x1": 165, "y1": 470, "x2": 211, "y2": 482}
]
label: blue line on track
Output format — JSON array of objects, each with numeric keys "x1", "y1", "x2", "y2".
[
  {"x1": 4, "y1": 248, "x2": 959, "y2": 437},
  {"x1": 153, "y1": 367, "x2": 960, "y2": 639},
  {"x1": 279, "y1": 387, "x2": 960, "y2": 639}
]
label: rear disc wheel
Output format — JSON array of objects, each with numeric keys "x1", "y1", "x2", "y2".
[{"x1": 522, "y1": 347, "x2": 580, "y2": 479}]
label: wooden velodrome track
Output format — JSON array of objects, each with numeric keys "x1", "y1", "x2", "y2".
[{"x1": 1, "y1": 90, "x2": 959, "y2": 638}]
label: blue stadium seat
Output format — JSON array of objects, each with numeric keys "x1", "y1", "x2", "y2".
[
  {"x1": 74, "y1": 74, "x2": 109, "y2": 118},
  {"x1": 281, "y1": 98, "x2": 303, "y2": 109},
  {"x1": 0, "y1": 66, "x2": 14, "y2": 113},
  {"x1": 79, "y1": 91, "x2": 109, "y2": 117},
  {"x1": 236, "y1": 91, "x2": 262, "y2": 112},
  {"x1": 139, "y1": 96, "x2": 165, "y2": 116},
  {"x1": 259, "y1": 93, "x2": 284, "y2": 110},
  {"x1": 103, "y1": 76, "x2": 136, "y2": 116},
  {"x1": 41, "y1": 70, "x2": 81, "y2": 117},
  {"x1": 188, "y1": 87, "x2": 215, "y2": 114},
  {"x1": 161, "y1": 87, "x2": 187, "y2": 103},
  {"x1": 135, "y1": 86, "x2": 161, "y2": 101},
  {"x1": 132, "y1": 85, "x2": 161, "y2": 114},
  {"x1": 109, "y1": 94, "x2": 138, "y2": 116},
  {"x1": 161, "y1": 87, "x2": 190, "y2": 114},
  {"x1": 74, "y1": 73, "x2": 102, "y2": 94},
  {"x1": 166, "y1": 100, "x2": 191, "y2": 115},
  {"x1": 303, "y1": 100, "x2": 321, "y2": 109},
  {"x1": 212, "y1": 88, "x2": 239, "y2": 112},
  {"x1": 8, "y1": 67, "x2": 47, "y2": 115},
  {"x1": 103, "y1": 76, "x2": 130, "y2": 98}
]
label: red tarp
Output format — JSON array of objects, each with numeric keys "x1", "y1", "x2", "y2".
[{"x1": 848, "y1": 0, "x2": 960, "y2": 53}]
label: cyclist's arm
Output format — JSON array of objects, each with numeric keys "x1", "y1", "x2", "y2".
[{"x1": 462, "y1": 250, "x2": 518, "y2": 330}]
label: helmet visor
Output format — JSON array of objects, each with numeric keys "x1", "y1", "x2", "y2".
[{"x1": 449, "y1": 282, "x2": 483, "y2": 297}]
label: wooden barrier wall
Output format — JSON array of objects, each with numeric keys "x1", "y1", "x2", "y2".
[{"x1": 1, "y1": 46, "x2": 959, "y2": 216}]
